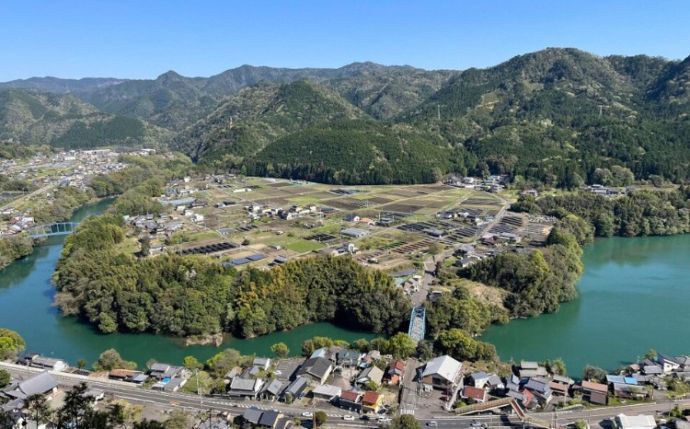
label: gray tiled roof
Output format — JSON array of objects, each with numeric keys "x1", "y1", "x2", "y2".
[{"x1": 17, "y1": 372, "x2": 57, "y2": 398}]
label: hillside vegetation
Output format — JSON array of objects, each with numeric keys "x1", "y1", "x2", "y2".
[
  {"x1": 3, "y1": 48, "x2": 690, "y2": 185},
  {"x1": 0, "y1": 89, "x2": 169, "y2": 148}
]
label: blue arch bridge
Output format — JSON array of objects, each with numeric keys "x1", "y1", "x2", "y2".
[
  {"x1": 28, "y1": 222, "x2": 78, "y2": 238},
  {"x1": 408, "y1": 306, "x2": 426, "y2": 342}
]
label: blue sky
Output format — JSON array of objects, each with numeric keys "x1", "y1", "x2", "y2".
[{"x1": 1, "y1": 0, "x2": 689, "y2": 81}]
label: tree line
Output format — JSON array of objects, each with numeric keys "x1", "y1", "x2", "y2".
[{"x1": 513, "y1": 187, "x2": 690, "y2": 237}]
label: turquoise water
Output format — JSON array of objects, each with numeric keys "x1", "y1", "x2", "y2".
[
  {"x1": 481, "y1": 235, "x2": 690, "y2": 375},
  {"x1": 0, "y1": 199, "x2": 376, "y2": 368}
]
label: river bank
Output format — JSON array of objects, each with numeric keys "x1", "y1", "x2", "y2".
[
  {"x1": 0, "y1": 199, "x2": 377, "y2": 367},
  {"x1": 0, "y1": 189, "x2": 98, "y2": 271}
]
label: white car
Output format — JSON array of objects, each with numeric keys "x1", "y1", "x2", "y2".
[
  {"x1": 427, "y1": 421, "x2": 438, "y2": 427},
  {"x1": 302, "y1": 412, "x2": 313, "y2": 418},
  {"x1": 343, "y1": 415, "x2": 355, "y2": 421}
]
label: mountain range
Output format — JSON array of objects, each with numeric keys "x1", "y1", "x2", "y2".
[{"x1": 2, "y1": 48, "x2": 689, "y2": 185}]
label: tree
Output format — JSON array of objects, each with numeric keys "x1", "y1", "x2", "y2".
[
  {"x1": 76, "y1": 358, "x2": 87, "y2": 370},
  {"x1": 0, "y1": 369, "x2": 10, "y2": 387},
  {"x1": 163, "y1": 410, "x2": 189, "y2": 429},
  {"x1": 582, "y1": 365, "x2": 607, "y2": 383},
  {"x1": 575, "y1": 420, "x2": 588, "y2": 429},
  {"x1": 93, "y1": 348, "x2": 137, "y2": 371},
  {"x1": 386, "y1": 333, "x2": 417, "y2": 359},
  {"x1": 644, "y1": 348, "x2": 657, "y2": 361},
  {"x1": 57, "y1": 383, "x2": 93, "y2": 427},
  {"x1": 434, "y1": 329, "x2": 496, "y2": 362},
  {"x1": 351, "y1": 338, "x2": 370, "y2": 352},
  {"x1": 271, "y1": 342, "x2": 290, "y2": 358},
  {"x1": 543, "y1": 358, "x2": 567, "y2": 376},
  {"x1": 314, "y1": 411, "x2": 327, "y2": 427},
  {"x1": 0, "y1": 409, "x2": 15, "y2": 429},
  {"x1": 0, "y1": 328, "x2": 25, "y2": 360},
  {"x1": 366, "y1": 380, "x2": 379, "y2": 391},
  {"x1": 183, "y1": 355, "x2": 202, "y2": 370},
  {"x1": 302, "y1": 337, "x2": 335, "y2": 356},
  {"x1": 415, "y1": 341, "x2": 434, "y2": 361},
  {"x1": 25, "y1": 394, "x2": 53, "y2": 426},
  {"x1": 389, "y1": 414, "x2": 422, "y2": 429},
  {"x1": 206, "y1": 348, "x2": 248, "y2": 378}
]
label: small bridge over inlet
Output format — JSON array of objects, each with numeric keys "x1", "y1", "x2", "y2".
[
  {"x1": 28, "y1": 222, "x2": 78, "y2": 238},
  {"x1": 408, "y1": 306, "x2": 426, "y2": 342}
]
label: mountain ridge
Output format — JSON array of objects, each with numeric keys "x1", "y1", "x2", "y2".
[{"x1": 2, "y1": 48, "x2": 690, "y2": 186}]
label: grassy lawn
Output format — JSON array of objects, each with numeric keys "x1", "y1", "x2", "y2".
[
  {"x1": 288, "y1": 195, "x2": 322, "y2": 205},
  {"x1": 187, "y1": 231, "x2": 220, "y2": 241},
  {"x1": 285, "y1": 239, "x2": 324, "y2": 253}
]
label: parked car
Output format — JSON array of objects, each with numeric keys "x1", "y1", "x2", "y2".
[
  {"x1": 427, "y1": 422, "x2": 438, "y2": 427},
  {"x1": 302, "y1": 412, "x2": 313, "y2": 418},
  {"x1": 343, "y1": 415, "x2": 355, "y2": 421}
]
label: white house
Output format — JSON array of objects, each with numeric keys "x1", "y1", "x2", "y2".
[{"x1": 421, "y1": 355, "x2": 462, "y2": 390}]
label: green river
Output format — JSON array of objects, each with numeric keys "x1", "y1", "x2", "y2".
[
  {"x1": 0, "y1": 199, "x2": 376, "y2": 367},
  {"x1": 481, "y1": 234, "x2": 690, "y2": 374},
  {"x1": 2, "y1": 199, "x2": 689, "y2": 373}
]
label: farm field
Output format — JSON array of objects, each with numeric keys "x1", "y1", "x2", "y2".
[{"x1": 143, "y1": 176, "x2": 533, "y2": 279}]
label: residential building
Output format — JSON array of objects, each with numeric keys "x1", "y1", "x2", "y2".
[
  {"x1": 297, "y1": 357, "x2": 333, "y2": 384},
  {"x1": 658, "y1": 354, "x2": 681, "y2": 373},
  {"x1": 614, "y1": 414, "x2": 656, "y2": 429},
  {"x1": 421, "y1": 355, "x2": 462, "y2": 390},
  {"x1": 356, "y1": 366, "x2": 384, "y2": 387},
  {"x1": 523, "y1": 377, "x2": 553, "y2": 405},
  {"x1": 262, "y1": 380, "x2": 286, "y2": 401},
  {"x1": 228, "y1": 377, "x2": 264, "y2": 398},
  {"x1": 26, "y1": 355, "x2": 69, "y2": 372},
  {"x1": 341, "y1": 227, "x2": 370, "y2": 239},
  {"x1": 282, "y1": 376, "x2": 309, "y2": 401},
  {"x1": 338, "y1": 390, "x2": 362, "y2": 412},
  {"x1": 337, "y1": 350, "x2": 361, "y2": 367},
  {"x1": 387, "y1": 360, "x2": 406, "y2": 385},
  {"x1": 108, "y1": 369, "x2": 147, "y2": 384},
  {"x1": 469, "y1": 372, "x2": 491, "y2": 389},
  {"x1": 581, "y1": 380, "x2": 608, "y2": 405},
  {"x1": 462, "y1": 386, "x2": 488, "y2": 404},
  {"x1": 312, "y1": 384, "x2": 342, "y2": 401},
  {"x1": 517, "y1": 361, "x2": 547, "y2": 378},
  {"x1": 1, "y1": 372, "x2": 58, "y2": 400},
  {"x1": 361, "y1": 391, "x2": 383, "y2": 413}
]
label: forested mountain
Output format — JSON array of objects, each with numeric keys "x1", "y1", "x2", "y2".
[
  {"x1": 173, "y1": 80, "x2": 365, "y2": 161},
  {"x1": 323, "y1": 63, "x2": 455, "y2": 119},
  {"x1": 401, "y1": 48, "x2": 690, "y2": 185},
  {"x1": 244, "y1": 119, "x2": 452, "y2": 184},
  {"x1": 0, "y1": 89, "x2": 169, "y2": 148},
  {"x1": 0, "y1": 76, "x2": 123, "y2": 93},
  {"x1": 2, "y1": 63, "x2": 452, "y2": 131},
  {"x1": 3, "y1": 48, "x2": 690, "y2": 185}
]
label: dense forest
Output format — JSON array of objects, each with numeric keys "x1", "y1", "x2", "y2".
[
  {"x1": 242, "y1": 120, "x2": 452, "y2": 185},
  {"x1": 513, "y1": 188, "x2": 690, "y2": 237},
  {"x1": 0, "y1": 234, "x2": 33, "y2": 270},
  {"x1": 0, "y1": 141, "x2": 35, "y2": 159},
  {"x1": 54, "y1": 207, "x2": 411, "y2": 337}
]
